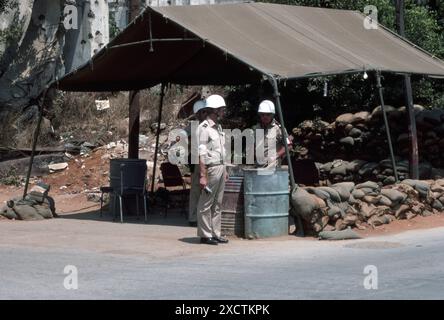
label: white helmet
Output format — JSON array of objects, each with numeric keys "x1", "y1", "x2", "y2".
[
  {"x1": 258, "y1": 100, "x2": 275, "y2": 114},
  {"x1": 193, "y1": 100, "x2": 206, "y2": 114},
  {"x1": 205, "y1": 94, "x2": 226, "y2": 109}
]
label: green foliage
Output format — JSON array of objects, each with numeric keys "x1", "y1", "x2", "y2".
[
  {"x1": 250, "y1": 0, "x2": 444, "y2": 111},
  {"x1": 0, "y1": 167, "x2": 21, "y2": 187},
  {"x1": 109, "y1": 12, "x2": 120, "y2": 40}
]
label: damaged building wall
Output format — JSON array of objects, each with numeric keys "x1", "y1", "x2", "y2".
[{"x1": 0, "y1": 0, "x2": 109, "y2": 110}]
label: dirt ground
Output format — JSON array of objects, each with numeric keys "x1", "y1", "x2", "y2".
[
  {"x1": 2, "y1": 146, "x2": 444, "y2": 237},
  {"x1": 2, "y1": 183, "x2": 444, "y2": 239}
]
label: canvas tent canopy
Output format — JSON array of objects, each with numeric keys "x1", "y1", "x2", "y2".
[{"x1": 57, "y1": 2, "x2": 444, "y2": 92}]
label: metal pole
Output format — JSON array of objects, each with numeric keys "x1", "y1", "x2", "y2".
[
  {"x1": 376, "y1": 71, "x2": 399, "y2": 182},
  {"x1": 268, "y1": 76, "x2": 304, "y2": 237},
  {"x1": 404, "y1": 74, "x2": 419, "y2": 179},
  {"x1": 128, "y1": 90, "x2": 141, "y2": 159},
  {"x1": 151, "y1": 83, "x2": 166, "y2": 194},
  {"x1": 395, "y1": 0, "x2": 419, "y2": 179},
  {"x1": 23, "y1": 88, "x2": 49, "y2": 199},
  {"x1": 268, "y1": 76, "x2": 296, "y2": 189},
  {"x1": 128, "y1": 0, "x2": 142, "y2": 159}
]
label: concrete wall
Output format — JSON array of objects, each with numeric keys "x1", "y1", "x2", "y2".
[{"x1": 64, "y1": 0, "x2": 110, "y2": 73}]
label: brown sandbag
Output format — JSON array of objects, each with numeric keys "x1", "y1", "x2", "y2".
[{"x1": 319, "y1": 228, "x2": 362, "y2": 240}]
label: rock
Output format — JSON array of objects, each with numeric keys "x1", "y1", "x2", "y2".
[
  {"x1": 48, "y1": 162, "x2": 68, "y2": 173},
  {"x1": 150, "y1": 122, "x2": 167, "y2": 132},
  {"x1": 86, "y1": 193, "x2": 102, "y2": 203},
  {"x1": 13, "y1": 205, "x2": 44, "y2": 221}
]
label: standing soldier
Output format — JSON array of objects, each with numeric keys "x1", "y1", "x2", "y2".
[
  {"x1": 186, "y1": 100, "x2": 207, "y2": 226},
  {"x1": 252, "y1": 100, "x2": 289, "y2": 169},
  {"x1": 197, "y1": 94, "x2": 229, "y2": 245}
]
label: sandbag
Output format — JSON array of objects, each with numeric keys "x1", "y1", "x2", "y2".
[
  {"x1": 34, "y1": 205, "x2": 53, "y2": 219},
  {"x1": 13, "y1": 205, "x2": 44, "y2": 221},
  {"x1": 1, "y1": 206, "x2": 17, "y2": 219},
  {"x1": 356, "y1": 181, "x2": 379, "y2": 190},
  {"x1": 291, "y1": 187, "x2": 320, "y2": 221},
  {"x1": 380, "y1": 189, "x2": 407, "y2": 205},
  {"x1": 351, "y1": 189, "x2": 365, "y2": 199},
  {"x1": 305, "y1": 187, "x2": 330, "y2": 201},
  {"x1": 318, "y1": 187, "x2": 342, "y2": 203},
  {"x1": 332, "y1": 182, "x2": 355, "y2": 201},
  {"x1": 318, "y1": 228, "x2": 362, "y2": 240},
  {"x1": 330, "y1": 165, "x2": 348, "y2": 176},
  {"x1": 378, "y1": 195, "x2": 393, "y2": 207}
]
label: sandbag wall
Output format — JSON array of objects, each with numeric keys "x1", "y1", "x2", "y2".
[
  {"x1": 291, "y1": 179, "x2": 444, "y2": 235},
  {"x1": 292, "y1": 105, "x2": 444, "y2": 184}
]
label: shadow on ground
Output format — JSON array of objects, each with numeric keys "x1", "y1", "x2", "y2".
[{"x1": 58, "y1": 203, "x2": 192, "y2": 227}]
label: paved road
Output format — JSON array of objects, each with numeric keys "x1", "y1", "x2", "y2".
[{"x1": 0, "y1": 216, "x2": 443, "y2": 299}]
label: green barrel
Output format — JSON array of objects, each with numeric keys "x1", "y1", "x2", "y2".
[{"x1": 243, "y1": 168, "x2": 289, "y2": 239}]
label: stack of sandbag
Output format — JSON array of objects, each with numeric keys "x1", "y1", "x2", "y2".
[
  {"x1": 0, "y1": 183, "x2": 56, "y2": 220},
  {"x1": 290, "y1": 179, "x2": 443, "y2": 235},
  {"x1": 317, "y1": 158, "x2": 444, "y2": 185},
  {"x1": 292, "y1": 105, "x2": 444, "y2": 169}
]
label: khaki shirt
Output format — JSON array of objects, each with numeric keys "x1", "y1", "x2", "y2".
[
  {"x1": 198, "y1": 119, "x2": 226, "y2": 166},
  {"x1": 252, "y1": 119, "x2": 284, "y2": 167}
]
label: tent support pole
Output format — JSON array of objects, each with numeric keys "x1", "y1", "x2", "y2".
[
  {"x1": 376, "y1": 72, "x2": 399, "y2": 182},
  {"x1": 128, "y1": 90, "x2": 141, "y2": 159},
  {"x1": 404, "y1": 75, "x2": 419, "y2": 179},
  {"x1": 268, "y1": 76, "x2": 304, "y2": 236},
  {"x1": 396, "y1": 0, "x2": 419, "y2": 179},
  {"x1": 23, "y1": 88, "x2": 48, "y2": 199},
  {"x1": 151, "y1": 83, "x2": 166, "y2": 194},
  {"x1": 268, "y1": 77, "x2": 296, "y2": 189}
]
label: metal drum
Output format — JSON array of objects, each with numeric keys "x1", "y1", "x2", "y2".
[
  {"x1": 221, "y1": 175, "x2": 244, "y2": 237},
  {"x1": 243, "y1": 168, "x2": 289, "y2": 239}
]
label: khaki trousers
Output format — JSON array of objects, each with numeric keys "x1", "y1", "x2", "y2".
[
  {"x1": 197, "y1": 164, "x2": 225, "y2": 238},
  {"x1": 188, "y1": 165, "x2": 200, "y2": 223}
]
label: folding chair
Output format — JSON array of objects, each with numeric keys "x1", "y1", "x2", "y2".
[{"x1": 114, "y1": 161, "x2": 148, "y2": 223}]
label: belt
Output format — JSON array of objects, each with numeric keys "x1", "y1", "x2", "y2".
[{"x1": 206, "y1": 163, "x2": 224, "y2": 168}]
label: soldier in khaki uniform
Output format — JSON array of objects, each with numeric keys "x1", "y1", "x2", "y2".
[
  {"x1": 196, "y1": 94, "x2": 229, "y2": 245},
  {"x1": 252, "y1": 100, "x2": 288, "y2": 169},
  {"x1": 186, "y1": 100, "x2": 208, "y2": 226}
]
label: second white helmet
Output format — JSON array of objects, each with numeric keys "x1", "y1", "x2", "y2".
[
  {"x1": 258, "y1": 100, "x2": 275, "y2": 114},
  {"x1": 205, "y1": 94, "x2": 226, "y2": 109},
  {"x1": 193, "y1": 100, "x2": 206, "y2": 114}
]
